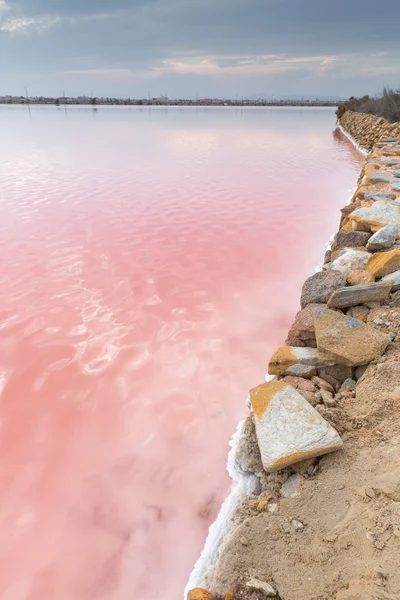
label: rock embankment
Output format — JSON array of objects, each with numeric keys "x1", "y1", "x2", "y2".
[
  {"x1": 188, "y1": 117, "x2": 400, "y2": 600},
  {"x1": 339, "y1": 110, "x2": 400, "y2": 152}
]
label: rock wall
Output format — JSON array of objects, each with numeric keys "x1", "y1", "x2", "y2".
[
  {"x1": 187, "y1": 121, "x2": 400, "y2": 600},
  {"x1": 339, "y1": 110, "x2": 400, "y2": 152}
]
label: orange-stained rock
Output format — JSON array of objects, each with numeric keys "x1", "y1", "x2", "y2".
[
  {"x1": 225, "y1": 593, "x2": 234, "y2": 600},
  {"x1": 366, "y1": 249, "x2": 400, "y2": 277},
  {"x1": 268, "y1": 346, "x2": 320, "y2": 378},
  {"x1": 249, "y1": 381, "x2": 342, "y2": 472},
  {"x1": 346, "y1": 270, "x2": 375, "y2": 285},
  {"x1": 187, "y1": 589, "x2": 213, "y2": 600},
  {"x1": 314, "y1": 307, "x2": 390, "y2": 367}
]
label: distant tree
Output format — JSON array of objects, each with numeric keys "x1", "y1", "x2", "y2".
[
  {"x1": 91, "y1": 97, "x2": 97, "y2": 105},
  {"x1": 55, "y1": 98, "x2": 60, "y2": 106},
  {"x1": 137, "y1": 99, "x2": 143, "y2": 105}
]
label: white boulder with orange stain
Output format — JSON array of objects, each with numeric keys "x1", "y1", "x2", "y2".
[{"x1": 249, "y1": 381, "x2": 343, "y2": 472}]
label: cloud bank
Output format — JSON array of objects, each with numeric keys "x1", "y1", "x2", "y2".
[{"x1": 1, "y1": 0, "x2": 399, "y2": 98}]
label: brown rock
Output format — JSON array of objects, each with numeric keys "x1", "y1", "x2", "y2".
[
  {"x1": 320, "y1": 388, "x2": 336, "y2": 407},
  {"x1": 346, "y1": 269, "x2": 375, "y2": 286},
  {"x1": 282, "y1": 376, "x2": 317, "y2": 392},
  {"x1": 300, "y1": 270, "x2": 346, "y2": 308},
  {"x1": 225, "y1": 593, "x2": 234, "y2": 600},
  {"x1": 187, "y1": 589, "x2": 213, "y2": 600},
  {"x1": 340, "y1": 200, "x2": 361, "y2": 221},
  {"x1": 311, "y1": 376, "x2": 335, "y2": 394},
  {"x1": 314, "y1": 307, "x2": 391, "y2": 367},
  {"x1": 366, "y1": 249, "x2": 400, "y2": 277},
  {"x1": 331, "y1": 230, "x2": 371, "y2": 252},
  {"x1": 285, "y1": 303, "x2": 322, "y2": 345}
]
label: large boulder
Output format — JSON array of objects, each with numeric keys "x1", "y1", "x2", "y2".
[
  {"x1": 268, "y1": 346, "x2": 321, "y2": 377},
  {"x1": 314, "y1": 307, "x2": 391, "y2": 367},
  {"x1": 350, "y1": 200, "x2": 400, "y2": 232},
  {"x1": 366, "y1": 172, "x2": 398, "y2": 184},
  {"x1": 249, "y1": 381, "x2": 343, "y2": 472},
  {"x1": 366, "y1": 249, "x2": 400, "y2": 277},
  {"x1": 300, "y1": 270, "x2": 346, "y2": 308},
  {"x1": 366, "y1": 224, "x2": 398, "y2": 251},
  {"x1": 328, "y1": 248, "x2": 372, "y2": 276},
  {"x1": 327, "y1": 281, "x2": 393, "y2": 309}
]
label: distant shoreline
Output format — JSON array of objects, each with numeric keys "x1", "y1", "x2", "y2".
[{"x1": 0, "y1": 97, "x2": 339, "y2": 108}]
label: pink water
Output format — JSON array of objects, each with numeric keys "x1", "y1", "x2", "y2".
[{"x1": 0, "y1": 106, "x2": 363, "y2": 600}]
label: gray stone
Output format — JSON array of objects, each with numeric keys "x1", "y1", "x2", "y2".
[
  {"x1": 300, "y1": 270, "x2": 346, "y2": 308},
  {"x1": 382, "y1": 269, "x2": 400, "y2": 292},
  {"x1": 381, "y1": 138, "x2": 399, "y2": 143},
  {"x1": 327, "y1": 282, "x2": 393, "y2": 309},
  {"x1": 369, "y1": 172, "x2": 398, "y2": 184},
  {"x1": 393, "y1": 170, "x2": 400, "y2": 178},
  {"x1": 341, "y1": 378, "x2": 356, "y2": 389},
  {"x1": 366, "y1": 224, "x2": 398, "y2": 251},
  {"x1": 393, "y1": 183, "x2": 400, "y2": 192},
  {"x1": 331, "y1": 230, "x2": 371, "y2": 252}
]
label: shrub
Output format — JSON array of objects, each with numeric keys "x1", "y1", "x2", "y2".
[{"x1": 336, "y1": 87, "x2": 400, "y2": 123}]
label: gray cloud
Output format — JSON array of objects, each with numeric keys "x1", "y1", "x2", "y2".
[{"x1": 1, "y1": 0, "x2": 400, "y2": 98}]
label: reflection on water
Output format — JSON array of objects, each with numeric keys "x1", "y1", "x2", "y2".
[{"x1": 0, "y1": 106, "x2": 363, "y2": 600}]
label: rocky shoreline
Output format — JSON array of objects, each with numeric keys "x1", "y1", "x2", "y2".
[{"x1": 187, "y1": 112, "x2": 400, "y2": 600}]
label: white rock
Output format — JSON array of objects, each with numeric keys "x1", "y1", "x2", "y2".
[
  {"x1": 249, "y1": 381, "x2": 343, "y2": 472},
  {"x1": 351, "y1": 200, "x2": 400, "y2": 232},
  {"x1": 247, "y1": 578, "x2": 277, "y2": 597},
  {"x1": 328, "y1": 249, "x2": 371, "y2": 276}
]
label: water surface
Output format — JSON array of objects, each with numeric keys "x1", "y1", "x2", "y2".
[{"x1": 0, "y1": 106, "x2": 363, "y2": 600}]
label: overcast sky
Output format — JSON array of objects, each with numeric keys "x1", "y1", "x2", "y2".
[{"x1": 1, "y1": 0, "x2": 399, "y2": 99}]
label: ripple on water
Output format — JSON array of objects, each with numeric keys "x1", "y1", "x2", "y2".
[{"x1": 0, "y1": 106, "x2": 365, "y2": 600}]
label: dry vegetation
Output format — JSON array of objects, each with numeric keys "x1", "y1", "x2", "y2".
[{"x1": 337, "y1": 87, "x2": 400, "y2": 123}]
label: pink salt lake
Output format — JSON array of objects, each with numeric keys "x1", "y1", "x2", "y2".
[{"x1": 0, "y1": 106, "x2": 363, "y2": 600}]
